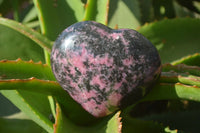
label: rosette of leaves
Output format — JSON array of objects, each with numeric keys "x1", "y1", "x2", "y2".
[{"x1": 0, "y1": 0, "x2": 200, "y2": 133}]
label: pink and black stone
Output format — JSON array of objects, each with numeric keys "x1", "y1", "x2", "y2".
[{"x1": 51, "y1": 21, "x2": 161, "y2": 117}]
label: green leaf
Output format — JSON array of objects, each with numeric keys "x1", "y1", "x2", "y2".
[
  {"x1": 0, "y1": 23, "x2": 44, "y2": 62},
  {"x1": 0, "y1": 59, "x2": 55, "y2": 80},
  {"x1": 124, "y1": 63, "x2": 200, "y2": 125},
  {"x1": 160, "y1": 72, "x2": 200, "y2": 87},
  {"x1": 1, "y1": 90, "x2": 53, "y2": 133},
  {"x1": 0, "y1": 78, "x2": 62, "y2": 95},
  {"x1": 138, "y1": 18, "x2": 200, "y2": 63},
  {"x1": 33, "y1": 0, "x2": 84, "y2": 40},
  {"x1": 0, "y1": 76, "x2": 97, "y2": 126},
  {"x1": 83, "y1": 0, "x2": 110, "y2": 25},
  {"x1": 54, "y1": 102, "x2": 122, "y2": 133},
  {"x1": 0, "y1": 59, "x2": 96, "y2": 125},
  {"x1": 172, "y1": 53, "x2": 200, "y2": 66},
  {"x1": 0, "y1": 112, "x2": 46, "y2": 133},
  {"x1": 96, "y1": 0, "x2": 110, "y2": 25},
  {"x1": 108, "y1": 0, "x2": 141, "y2": 29},
  {"x1": 0, "y1": 78, "x2": 66, "y2": 125},
  {"x1": 142, "y1": 83, "x2": 200, "y2": 102},
  {"x1": 0, "y1": 59, "x2": 55, "y2": 132},
  {"x1": 142, "y1": 64, "x2": 200, "y2": 102},
  {"x1": 162, "y1": 63, "x2": 200, "y2": 76},
  {"x1": 84, "y1": 0, "x2": 110, "y2": 25},
  {"x1": 160, "y1": 63, "x2": 200, "y2": 87},
  {"x1": 0, "y1": 17, "x2": 52, "y2": 53},
  {"x1": 106, "y1": 111, "x2": 122, "y2": 133}
]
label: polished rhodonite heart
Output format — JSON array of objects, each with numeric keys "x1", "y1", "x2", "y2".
[{"x1": 51, "y1": 21, "x2": 161, "y2": 117}]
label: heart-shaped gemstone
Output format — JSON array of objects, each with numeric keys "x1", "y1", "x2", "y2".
[{"x1": 51, "y1": 21, "x2": 161, "y2": 117}]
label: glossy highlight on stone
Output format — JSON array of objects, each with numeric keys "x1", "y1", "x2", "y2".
[{"x1": 51, "y1": 21, "x2": 161, "y2": 117}]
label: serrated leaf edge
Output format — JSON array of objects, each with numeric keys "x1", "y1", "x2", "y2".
[
  {"x1": 116, "y1": 111, "x2": 122, "y2": 133},
  {"x1": 0, "y1": 58, "x2": 48, "y2": 66}
]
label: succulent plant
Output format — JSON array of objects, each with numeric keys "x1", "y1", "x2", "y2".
[
  {"x1": 1, "y1": 0, "x2": 200, "y2": 133},
  {"x1": 51, "y1": 21, "x2": 161, "y2": 117}
]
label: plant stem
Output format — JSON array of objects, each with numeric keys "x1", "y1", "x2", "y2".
[
  {"x1": 33, "y1": 0, "x2": 52, "y2": 65},
  {"x1": 83, "y1": 0, "x2": 97, "y2": 21},
  {"x1": 48, "y1": 96, "x2": 56, "y2": 119},
  {"x1": 44, "y1": 50, "x2": 51, "y2": 66}
]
